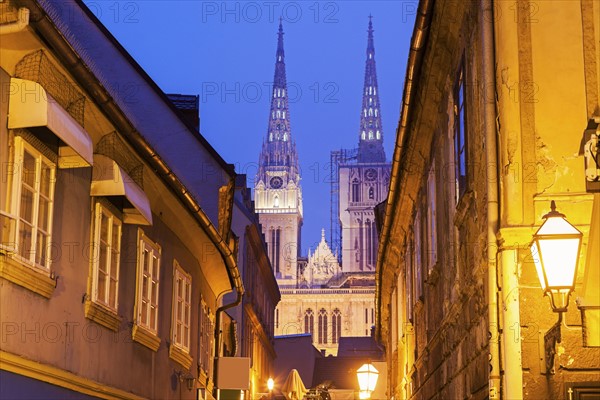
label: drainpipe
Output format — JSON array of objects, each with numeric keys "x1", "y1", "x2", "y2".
[
  {"x1": 481, "y1": 0, "x2": 502, "y2": 398},
  {"x1": 0, "y1": 7, "x2": 30, "y2": 35}
]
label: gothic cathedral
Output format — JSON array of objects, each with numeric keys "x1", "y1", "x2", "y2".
[{"x1": 255, "y1": 18, "x2": 390, "y2": 356}]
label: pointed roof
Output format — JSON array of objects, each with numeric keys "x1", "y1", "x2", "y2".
[
  {"x1": 358, "y1": 16, "x2": 386, "y2": 163},
  {"x1": 257, "y1": 20, "x2": 300, "y2": 183}
]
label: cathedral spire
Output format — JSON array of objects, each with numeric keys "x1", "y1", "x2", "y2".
[
  {"x1": 257, "y1": 20, "x2": 300, "y2": 184},
  {"x1": 358, "y1": 15, "x2": 386, "y2": 163}
]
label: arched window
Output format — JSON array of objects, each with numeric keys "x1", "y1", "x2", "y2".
[
  {"x1": 366, "y1": 220, "x2": 372, "y2": 266},
  {"x1": 304, "y1": 309, "x2": 314, "y2": 336},
  {"x1": 368, "y1": 108, "x2": 373, "y2": 117},
  {"x1": 351, "y1": 179, "x2": 360, "y2": 203},
  {"x1": 318, "y1": 309, "x2": 328, "y2": 344},
  {"x1": 274, "y1": 195, "x2": 279, "y2": 208},
  {"x1": 368, "y1": 187, "x2": 375, "y2": 200},
  {"x1": 369, "y1": 131, "x2": 374, "y2": 140},
  {"x1": 332, "y1": 309, "x2": 341, "y2": 344},
  {"x1": 361, "y1": 131, "x2": 366, "y2": 140}
]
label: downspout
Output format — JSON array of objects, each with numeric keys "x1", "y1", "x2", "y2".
[
  {"x1": 18, "y1": 1, "x2": 246, "y2": 391},
  {"x1": 0, "y1": 7, "x2": 29, "y2": 35},
  {"x1": 481, "y1": 0, "x2": 501, "y2": 398}
]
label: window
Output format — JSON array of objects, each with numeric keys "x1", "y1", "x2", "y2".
[
  {"x1": 275, "y1": 308, "x2": 279, "y2": 329},
  {"x1": 91, "y1": 203, "x2": 121, "y2": 310},
  {"x1": 413, "y1": 210, "x2": 423, "y2": 300},
  {"x1": 135, "y1": 232, "x2": 161, "y2": 334},
  {"x1": 1, "y1": 137, "x2": 55, "y2": 269},
  {"x1": 426, "y1": 163, "x2": 438, "y2": 271},
  {"x1": 454, "y1": 61, "x2": 468, "y2": 201},
  {"x1": 172, "y1": 262, "x2": 192, "y2": 351},
  {"x1": 368, "y1": 187, "x2": 375, "y2": 200},
  {"x1": 351, "y1": 179, "x2": 360, "y2": 203},
  {"x1": 318, "y1": 308, "x2": 328, "y2": 344},
  {"x1": 332, "y1": 309, "x2": 341, "y2": 344},
  {"x1": 406, "y1": 234, "x2": 414, "y2": 321},
  {"x1": 200, "y1": 298, "x2": 215, "y2": 376},
  {"x1": 304, "y1": 309, "x2": 314, "y2": 336},
  {"x1": 270, "y1": 228, "x2": 281, "y2": 274},
  {"x1": 274, "y1": 195, "x2": 279, "y2": 208}
]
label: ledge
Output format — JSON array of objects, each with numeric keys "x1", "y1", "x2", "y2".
[
  {"x1": 132, "y1": 324, "x2": 160, "y2": 352},
  {"x1": 0, "y1": 253, "x2": 55, "y2": 298},
  {"x1": 0, "y1": 350, "x2": 144, "y2": 400},
  {"x1": 84, "y1": 300, "x2": 121, "y2": 332},
  {"x1": 169, "y1": 345, "x2": 193, "y2": 370}
]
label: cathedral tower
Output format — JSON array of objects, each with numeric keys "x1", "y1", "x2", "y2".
[
  {"x1": 255, "y1": 21, "x2": 303, "y2": 286},
  {"x1": 338, "y1": 16, "x2": 391, "y2": 272}
]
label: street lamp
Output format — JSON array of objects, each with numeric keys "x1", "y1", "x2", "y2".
[
  {"x1": 267, "y1": 377, "x2": 274, "y2": 399},
  {"x1": 530, "y1": 200, "x2": 583, "y2": 313},
  {"x1": 530, "y1": 200, "x2": 584, "y2": 374},
  {"x1": 356, "y1": 363, "x2": 379, "y2": 399}
]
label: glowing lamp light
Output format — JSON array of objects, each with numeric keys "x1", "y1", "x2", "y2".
[
  {"x1": 530, "y1": 201, "x2": 583, "y2": 312},
  {"x1": 357, "y1": 363, "x2": 379, "y2": 399},
  {"x1": 267, "y1": 377, "x2": 274, "y2": 392}
]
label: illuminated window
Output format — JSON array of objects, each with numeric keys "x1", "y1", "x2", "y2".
[
  {"x1": 135, "y1": 232, "x2": 161, "y2": 333},
  {"x1": 318, "y1": 308, "x2": 328, "y2": 344},
  {"x1": 274, "y1": 195, "x2": 279, "y2": 208},
  {"x1": 172, "y1": 262, "x2": 192, "y2": 352},
  {"x1": 1, "y1": 137, "x2": 55, "y2": 269},
  {"x1": 91, "y1": 202, "x2": 121, "y2": 310}
]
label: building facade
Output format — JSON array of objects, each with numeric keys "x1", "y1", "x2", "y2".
[
  {"x1": 376, "y1": 1, "x2": 600, "y2": 399},
  {"x1": 0, "y1": 1, "x2": 243, "y2": 399},
  {"x1": 225, "y1": 175, "x2": 280, "y2": 400}
]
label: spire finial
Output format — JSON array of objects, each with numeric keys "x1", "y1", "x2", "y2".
[{"x1": 321, "y1": 228, "x2": 326, "y2": 242}]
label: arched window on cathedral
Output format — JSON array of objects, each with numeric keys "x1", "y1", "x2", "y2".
[
  {"x1": 305, "y1": 309, "x2": 314, "y2": 336},
  {"x1": 318, "y1": 309, "x2": 328, "y2": 344},
  {"x1": 368, "y1": 187, "x2": 375, "y2": 200},
  {"x1": 351, "y1": 179, "x2": 360, "y2": 203},
  {"x1": 376, "y1": 130, "x2": 380, "y2": 140},
  {"x1": 274, "y1": 195, "x2": 279, "y2": 208},
  {"x1": 368, "y1": 108, "x2": 373, "y2": 116},
  {"x1": 361, "y1": 131, "x2": 366, "y2": 140},
  {"x1": 332, "y1": 309, "x2": 341, "y2": 344}
]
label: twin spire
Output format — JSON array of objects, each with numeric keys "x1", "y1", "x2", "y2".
[
  {"x1": 358, "y1": 15, "x2": 386, "y2": 162},
  {"x1": 257, "y1": 16, "x2": 385, "y2": 184}
]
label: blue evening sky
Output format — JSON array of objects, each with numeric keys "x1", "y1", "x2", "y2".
[{"x1": 86, "y1": 1, "x2": 416, "y2": 254}]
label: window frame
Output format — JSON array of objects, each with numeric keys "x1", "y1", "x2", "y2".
[
  {"x1": 2, "y1": 136, "x2": 56, "y2": 271},
  {"x1": 426, "y1": 162, "x2": 438, "y2": 272},
  {"x1": 91, "y1": 202, "x2": 122, "y2": 311},
  {"x1": 135, "y1": 230, "x2": 161, "y2": 334},
  {"x1": 171, "y1": 261, "x2": 192, "y2": 352},
  {"x1": 199, "y1": 297, "x2": 215, "y2": 377},
  {"x1": 454, "y1": 59, "x2": 468, "y2": 202}
]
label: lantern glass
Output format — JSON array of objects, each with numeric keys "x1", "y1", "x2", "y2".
[
  {"x1": 267, "y1": 378, "x2": 274, "y2": 391},
  {"x1": 356, "y1": 363, "x2": 379, "y2": 393},
  {"x1": 530, "y1": 201, "x2": 583, "y2": 312}
]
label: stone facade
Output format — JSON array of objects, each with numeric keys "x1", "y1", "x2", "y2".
[
  {"x1": 376, "y1": 1, "x2": 600, "y2": 399},
  {"x1": 0, "y1": 1, "x2": 242, "y2": 399}
]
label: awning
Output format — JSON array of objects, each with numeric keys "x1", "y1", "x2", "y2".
[
  {"x1": 91, "y1": 155, "x2": 152, "y2": 225},
  {"x1": 8, "y1": 78, "x2": 93, "y2": 168}
]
